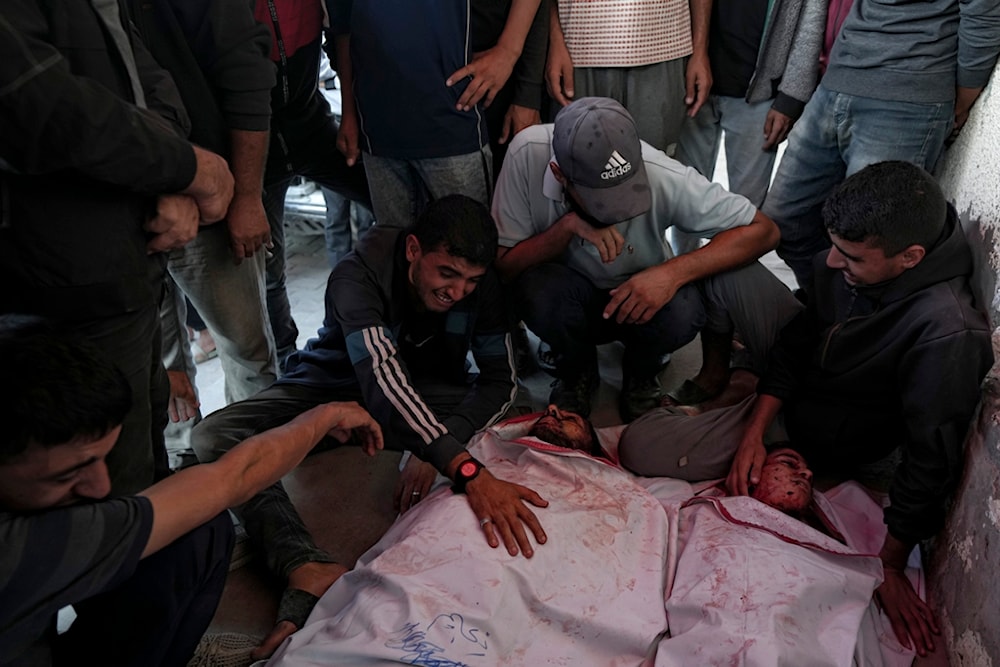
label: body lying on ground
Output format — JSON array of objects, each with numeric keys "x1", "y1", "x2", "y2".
[{"x1": 267, "y1": 414, "x2": 923, "y2": 666}]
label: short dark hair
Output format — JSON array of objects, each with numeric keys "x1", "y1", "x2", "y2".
[
  {"x1": 0, "y1": 315, "x2": 131, "y2": 464},
  {"x1": 822, "y1": 161, "x2": 947, "y2": 256},
  {"x1": 411, "y1": 194, "x2": 499, "y2": 267}
]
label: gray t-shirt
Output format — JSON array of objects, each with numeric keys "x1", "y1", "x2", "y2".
[
  {"x1": 0, "y1": 497, "x2": 153, "y2": 666},
  {"x1": 492, "y1": 124, "x2": 758, "y2": 289}
]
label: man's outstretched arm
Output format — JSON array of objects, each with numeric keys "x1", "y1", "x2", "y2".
[{"x1": 139, "y1": 402, "x2": 382, "y2": 557}]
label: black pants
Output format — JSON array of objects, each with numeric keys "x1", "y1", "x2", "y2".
[{"x1": 54, "y1": 512, "x2": 235, "y2": 667}]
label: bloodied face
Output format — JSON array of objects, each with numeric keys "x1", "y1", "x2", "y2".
[
  {"x1": 529, "y1": 404, "x2": 596, "y2": 453},
  {"x1": 750, "y1": 448, "x2": 813, "y2": 515}
]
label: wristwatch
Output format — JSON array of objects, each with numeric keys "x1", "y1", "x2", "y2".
[{"x1": 451, "y1": 457, "x2": 485, "y2": 494}]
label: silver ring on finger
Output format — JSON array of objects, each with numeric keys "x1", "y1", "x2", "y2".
[{"x1": 480, "y1": 517, "x2": 492, "y2": 527}]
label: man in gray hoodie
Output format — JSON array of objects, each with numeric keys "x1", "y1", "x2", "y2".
[{"x1": 762, "y1": 0, "x2": 1000, "y2": 292}]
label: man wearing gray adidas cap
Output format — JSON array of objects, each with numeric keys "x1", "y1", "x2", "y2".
[{"x1": 492, "y1": 97, "x2": 779, "y2": 421}]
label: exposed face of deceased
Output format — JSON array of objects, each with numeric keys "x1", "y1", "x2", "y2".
[
  {"x1": 405, "y1": 236, "x2": 487, "y2": 313},
  {"x1": 751, "y1": 448, "x2": 813, "y2": 515},
  {"x1": 0, "y1": 426, "x2": 120, "y2": 511},
  {"x1": 529, "y1": 404, "x2": 595, "y2": 453}
]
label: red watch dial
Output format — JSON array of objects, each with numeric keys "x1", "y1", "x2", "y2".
[{"x1": 459, "y1": 460, "x2": 478, "y2": 477}]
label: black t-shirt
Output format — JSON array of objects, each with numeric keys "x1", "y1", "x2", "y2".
[
  {"x1": 709, "y1": 0, "x2": 769, "y2": 99},
  {"x1": 0, "y1": 497, "x2": 153, "y2": 666}
]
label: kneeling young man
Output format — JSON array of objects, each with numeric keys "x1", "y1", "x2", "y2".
[
  {"x1": 0, "y1": 316, "x2": 381, "y2": 666},
  {"x1": 492, "y1": 96, "x2": 779, "y2": 421},
  {"x1": 193, "y1": 195, "x2": 546, "y2": 656},
  {"x1": 620, "y1": 161, "x2": 993, "y2": 657}
]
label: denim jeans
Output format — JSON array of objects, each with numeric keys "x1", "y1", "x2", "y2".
[
  {"x1": 322, "y1": 186, "x2": 376, "y2": 267},
  {"x1": 514, "y1": 263, "x2": 705, "y2": 380},
  {"x1": 263, "y1": 116, "x2": 372, "y2": 372},
  {"x1": 166, "y1": 223, "x2": 277, "y2": 404},
  {"x1": 362, "y1": 148, "x2": 493, "y2": 229},
  {"x1": 673, "y1": 95, "x2": 777, "y2": 255},
  {"x1": 676, "y1": 96, "x2": 777, "y2": 208},
  {"x1": 762, "y1": 84, "x2": 953, "y2": 290}
]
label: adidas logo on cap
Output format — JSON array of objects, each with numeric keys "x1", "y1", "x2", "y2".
[{"x1": 601, "y1": 150, "x2": 632, "y2": 181}]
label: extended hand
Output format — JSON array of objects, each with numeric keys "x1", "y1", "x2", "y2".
[
  {"x1": 762, "y1": 109, "x2": 793, "y2": 150},
  {"x1": 466, "y1": 470, "x2": 548, "y2": 557},
  {"x1": 446, "y1": 46, "x2": 518, "y2": 110},
  {"x1": 326, "y1": 401, "x2": 383, "y2": 456},
  {"x1": 394, "y1": 456, "x2": 438, "y2": 513},
  {"x1": 684, "y1": 53, "x2": 713, "y2": 117},
  {"x1": 603, "y1": 266, "x2": 679, "y2": 324},
  {"x1": 146, "y1": 194, "x2": 200, "y2": 254},
  {"x1": 499, "y1": 104, "x2": 541, "y2": 144},
  {"x1": 876, "y1": 568, "x2": 940, "y2": 657},
  {"x1": 726, "y1": 436, "x2": 766, "y2": 496},
  {"x1": 226, "y1": 194, "x2": 271, "y2": 262}
]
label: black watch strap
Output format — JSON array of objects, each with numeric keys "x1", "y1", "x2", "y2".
[{"x1": 451, "y1": 457, "x2": 485, "y2": 494}]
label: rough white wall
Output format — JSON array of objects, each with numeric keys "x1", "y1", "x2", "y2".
[{"x1": 931, "y1": 70, "x2": 1000, "y2": 667}]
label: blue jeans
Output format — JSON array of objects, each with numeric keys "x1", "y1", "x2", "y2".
[
  {"x1": 676, "y1": 96, "x2": 777, "y2": 208},
  {"x1": 514, "y1": 263, "x2": 705, "y2": 380},
  {"x1": 322, "y1": 186, "x2": 376, "y2": 267},
  {"x1": 362, "y1": 148, "x2": 493, "y2": 229},
  {"x1": 762, "y1": 84, "x2": 953, "y2": 289}
]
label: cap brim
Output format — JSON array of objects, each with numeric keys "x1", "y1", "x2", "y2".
[{"x1": 571, "y1": 159, "x2": 651, "y2": 226}]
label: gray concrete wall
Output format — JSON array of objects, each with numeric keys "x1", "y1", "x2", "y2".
[{"x1": 930, "y1": 70, "x2": 1000, "y2": 666}]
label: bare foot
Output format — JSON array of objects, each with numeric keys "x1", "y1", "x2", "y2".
[{"x1": 250, "y1": 561, "x2": 349, "y2": 660}]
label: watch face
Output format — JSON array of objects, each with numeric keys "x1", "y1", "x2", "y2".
[{"x1": 459, "y1": 461, "x2": 478, "y2": 477}]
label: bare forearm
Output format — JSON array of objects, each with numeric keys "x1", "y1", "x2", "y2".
[
  {"x1": 335, "y1": 35, "x2": 356, "y2": 115},
  {"x1": 140, "y1": 403, "x2": 348, "y2": 556},
  {"x1": 548, "y1": 0, "x2": 565, "y2": 45},
  {"x1": 659, "y1": 212, "x2": 778, "y2": 286},
  {"x1": 497, "y1": 0, "x2": 543, "y2": 58},
  {"x1": 744, "y1": 394, "x2": 783, "y2": 441},
  {"x1": 228, "y1": 129, "x2": 268, "y2": 199},
  {"x1": 689, "y1": 0, "x2": 712, "y2": 56},
  {"x1": 879, "y1": 532, "x2": 915, "y2": 571},
  {"x1": 495, "y1": 215, "x2": 577, "y2": 281}
]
